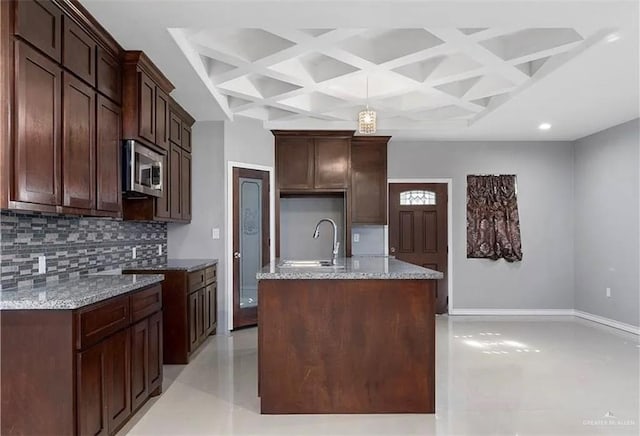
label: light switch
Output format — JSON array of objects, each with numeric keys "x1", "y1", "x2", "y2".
[{"x1": 212, "y1": 228, "x2": 220, "y2": 239}]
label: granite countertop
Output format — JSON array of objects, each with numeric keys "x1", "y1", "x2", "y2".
[
  {"x1": 0, "y1": 274, "x2": 164, "y2": 310},
  {"x1": 256, "y1": 256, "x2": 443, "y2": 280},
  {"x1": 124, "y1": 259, "x2": 218, "y2": 273}
]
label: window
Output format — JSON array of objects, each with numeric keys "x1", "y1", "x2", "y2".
[{"x1": 400, "y1": 190, "x2": 436, "y2": 205}]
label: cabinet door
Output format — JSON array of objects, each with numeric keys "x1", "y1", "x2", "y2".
[
  {"x1": 198, "y1": 289, "x2": 206, "y2": 342},
  {"x1": 188, "y1": 291, "x2": 199, "y2": 352},
  {"x1": 138, "y1": 72, "x2": 156, "y2": 144},
  {"x1": 154, "y1": 151, "x2": 170, "y2": 219},
  {"x1": 181, "y1": 125, "x2": 191, "y2": 152},
  {"x1": 314, "y1": 138, "x2": 350, "y2": 189},
  {"x1": 96, "y1": 47, "x2": 121, "y2": 104},
  {"x1": 96, "y1": 95, "x2": 122, "y2": 213},
  {"x1": 105, "y1": 328, "x2": 131, "y2": 434},
  {"x1": 62, "y1": 16, "x2": 96, "y2": 85},
  {"x1": 77, "y1": 342, "x2": 108, "y2": 436},
  {"x1": 181, "y1": 151, "x2": 192, "y2": 221},
  {"x1": 276, "y1": 137, "x2": 314, "y2": 190},
  {"x1": 131, "y1": 319, "x2": 149, "y2": 411},
  {"x1": 351, "y1": 140, "x2": 387, "y2": 224},
  {"x1": 15, "y1": 0, "x2": 63, "y2": 62},
  {"x1": 169, "y1": 144, "x2": 182, "y2": 219},
  {"x1": 14, "y1": 41, "x2": 61, "y2": 206},
  {"x1": 62, "y1": 73, "x2": 95, "y2": 209},
  {"x1": 148, "y1": 311, "x2": 163, "y2": 394},
  {"x1": 155, "y1": 88, "x2": 170, "y2": 150},
  {"x1": 205, "y1": 284, "x2": 216, "y2": 335},
  {"x1": 169, "y1": 112, "x2": 181, "y2": 144}
]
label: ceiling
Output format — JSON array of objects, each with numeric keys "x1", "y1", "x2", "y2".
[{"x1": 81, "y1": 0, "x2": 639, "y2": 140}]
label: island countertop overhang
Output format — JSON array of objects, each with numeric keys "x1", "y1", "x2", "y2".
[{"x1": 256, "y1": 256, "x2": 443, "y2": 280}]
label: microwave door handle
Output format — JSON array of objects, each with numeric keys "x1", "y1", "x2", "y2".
[{"x1": 154, "y1": 161, "x2": 163, "y2": 190}]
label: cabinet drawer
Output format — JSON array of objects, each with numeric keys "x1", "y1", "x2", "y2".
[
  {"x1": 188, "y1": 269, "x2": 205, "y2": 293},
  {"x1": 130, "y1": 284, "x2": 162, "y2": 322},
  {"x1": 76, "y1": 296, "x2": 130, "y2": 349},
  {"x1": 204, "y1": 266, "x2": 216, "y2": 285}
]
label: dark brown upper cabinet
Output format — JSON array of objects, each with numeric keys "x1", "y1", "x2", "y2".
[
  {"x1": 155, "y1": 88, "x2": 170, "y2": 151},
  {"x1": 169, "y1": 111, "x2": 181, "y2": 144},
  {"x1": 14, "y1": 0, "x2": 63, "y2": 62},
  {"x1": 122, "y1": 51, "x2": 174, "y2": 150},
  {"x1": 138, "y1": 71, "x2": 156, "y2": 144},
  {"x1": 96, "y1": 95, "x2": 122, "y2": 213},
  {"x1": 169, "y1": 143, "x2": 182, "y2": 220},
  {"x1": 62, "y1": 16, "x2": 96, "y2": 86},
  {"x1": 351, "y1": 136, "x2": 390, "y2": 225},
  {"x1": 314, "y1": 138, "x2": 350, "y2": 189},
  {"x1": 181, "y1": 124, "x2": 191, "y2": 152},
  {"x1": 96, "y1": 47, "x2": 121, "y2": 104},
  {"x1": 276, "y1": 137, "x2": 314, "y2": 190},
  {"x1": 4, "y1": 0, "x2": 125, "y2": 217},
  {"x1": 181, "y1": 151, "x2": 192, "y2": 221},
  {"x1": 169, "y1": 98, "x2": 195, "y2": 152},
  {"x1": 154, "y1": 151, "x2": 170, "y2": 219},
  {"x1": 62, "y1": 72, "x2": 95, "y2": 210},
  {"x1": 14, "y1": 40, "x2": 62, "y2": 208},
  {"x1": 274, "y1": 131, "x2": 353, "y2": 192}
]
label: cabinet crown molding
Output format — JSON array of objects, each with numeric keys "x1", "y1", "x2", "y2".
[
  {"x1": 271, "y1": 130, "x2": 355, "y2": 138},
  {"x1": 123, "y1": 50, "x2": 174, "y2": 93}
]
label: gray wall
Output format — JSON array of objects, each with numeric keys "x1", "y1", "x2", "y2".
[
  {"x1": 574, "y1": 119, "x2": 639, "y2": 327},
  {"x1": 168, "y1": 121, "x2": 227, "y2": 329},
  {"x1": 280, "y1": 197, "x2": 345, "y2": 260},
  {"x1": 352, "y1": 225, "x2": 386, "y2": 256},
  {"x1": 388, "y1": 140, "x2": 576, "y2": 311}
]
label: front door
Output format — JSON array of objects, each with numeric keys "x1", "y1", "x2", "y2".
[
  {"x1": 388, "y1": 183, "x2": 448, "y2": 314},
  {"x1": 233, "y1": 167, "x2": 270, "y2": 329}
]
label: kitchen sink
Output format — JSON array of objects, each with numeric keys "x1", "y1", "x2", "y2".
[{"x1": 278, "y1": 260, "x2": 344, "y2": 269}]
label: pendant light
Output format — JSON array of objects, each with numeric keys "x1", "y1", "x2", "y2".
[{"x1": 358, "y1": 76, "x2": 376, "y2": 134}]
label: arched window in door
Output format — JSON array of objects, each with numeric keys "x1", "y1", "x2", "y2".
[{"x1": 399, "y1": 190, "x2": 436, "y2": 205}]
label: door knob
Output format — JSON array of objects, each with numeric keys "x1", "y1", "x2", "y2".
[
  {"x1": 390, "y1": 247, "x2": 396, "y2": 253},
  {"x1": 234, "y1": 252, "x2": 241, "y2": 259}
]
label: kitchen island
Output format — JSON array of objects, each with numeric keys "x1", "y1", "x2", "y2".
[{"x1": 256, "y1": 256, "x2": 442, "y2": 414}]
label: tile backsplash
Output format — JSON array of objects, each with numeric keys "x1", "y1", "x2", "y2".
[{"x1": 0, "y1": 211, "x2": 167, "y2": 290}]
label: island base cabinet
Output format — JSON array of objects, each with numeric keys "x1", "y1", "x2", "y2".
[{"x1": 258, "y1": 279, "x2": 435, "y2": 414}]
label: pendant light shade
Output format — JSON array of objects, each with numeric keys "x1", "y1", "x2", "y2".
[{"x1": 358, "y1": 77, "x2": 376, "y2": 134}]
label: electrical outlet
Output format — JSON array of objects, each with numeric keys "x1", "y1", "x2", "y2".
[
  {"x1": 38, "y1": 255, "x2": 46, "y2": 274},
  {"x1": 132, "y1": 247, "x2": 137, "y2": 259},
  {"x1": 212, "y1": 228, "x2": 220, "y2": 239},
  {"x1": 606, "y1": 287, "x2": 611, "y2": 298},
  {"x1": 353, "y1": 233, "x2": 360, "y2": 243},
  {"x1": 158, "y1": 244, "x2": 162, "y2": 256}
]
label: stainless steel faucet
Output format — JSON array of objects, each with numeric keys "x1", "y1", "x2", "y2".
[{"x1": 313, "y1": 218, "x2": 340, "y2": 265}]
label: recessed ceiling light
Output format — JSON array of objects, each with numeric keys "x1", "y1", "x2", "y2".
[
  {"x1": 538, "y1": 122, "x2": 551, "y2": 130},
  {"x1": 606, "y1": 33, "x2": 620, "y2": 43}
]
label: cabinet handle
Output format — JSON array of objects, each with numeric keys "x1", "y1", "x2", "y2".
[{"x1": 234, "y1": 252, "x2": 241, "y2": 259}]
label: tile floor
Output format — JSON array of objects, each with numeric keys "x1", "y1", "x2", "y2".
[{"x1": 117, "y1": 316, "x2": 639, "y2": 435}]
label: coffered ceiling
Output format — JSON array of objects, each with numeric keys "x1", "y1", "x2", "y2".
[
  {"x1": 81, "y1": 0, "x2": 639, "y2": 140},
  {"x1": 170, "y1": 26, "x2": 605, "y2": 130}
]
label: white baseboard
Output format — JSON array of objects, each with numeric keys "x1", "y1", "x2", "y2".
[
  {"x1": 574, "y1": 310, "x2": 640, "y2": 335},
  {"x1": 450, "y1": 309, "x2": 574, "y2": 316},
  {"x1": 449, "y1": 308, "x2": 639, "y2": 335}
]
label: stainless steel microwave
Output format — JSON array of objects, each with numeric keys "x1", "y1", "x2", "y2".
[{"x1": 123, "y1": 140, "x2": 163, "y2": 198}]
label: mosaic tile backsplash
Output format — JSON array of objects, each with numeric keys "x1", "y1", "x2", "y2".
[{"x1": 0, "y1": 211, "x2": 167, "y2": 290}]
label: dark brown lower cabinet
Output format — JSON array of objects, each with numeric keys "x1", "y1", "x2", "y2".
[
  {"x1": 0, "y1": 283, "x2": 162, "y2": 436},
  {"x1": 124, "y1": 264, "x2": 217, "y2": 364}
]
